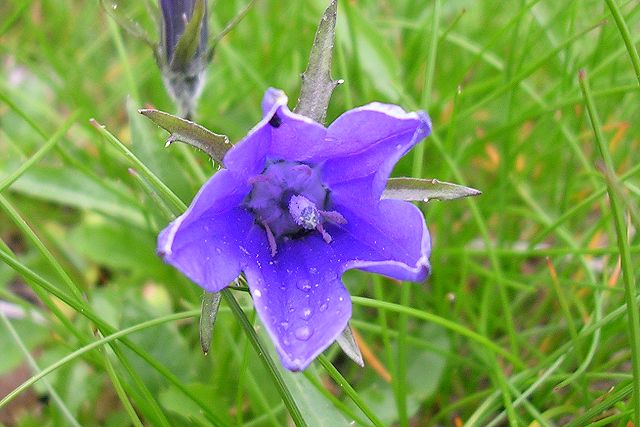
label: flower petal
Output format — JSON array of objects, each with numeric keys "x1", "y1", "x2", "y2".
[
  {"x1": 158, "y1": 169, "x2": 265, "y2": 291},
  {"x1": 328, "y1": 198, "x2": 431, "y2": 282},
  {"x1": 322, "y1": 105, "x2": 431, "y2": 201},
  {"x1": 222, "y1": 89, "x2": 287, "y2": 177},
  {"x1": 243, "y1": 229, "x2": 352, "y2": 371},
  {"x1": 259, "y1": 93, "x2": 327, "y2": 163}
]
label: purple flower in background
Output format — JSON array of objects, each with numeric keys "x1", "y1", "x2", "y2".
[{"x1": 158, "y1": 88, "x2": 432, "y2": 370}]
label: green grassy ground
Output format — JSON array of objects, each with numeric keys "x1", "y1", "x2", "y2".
[{"x1": 1, "y1": 0, "x2": 639, "y2": 425}]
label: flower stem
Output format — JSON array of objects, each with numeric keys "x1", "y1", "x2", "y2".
[{"x1": 221, "y1": 289, "x2": 307, "y2": 427}]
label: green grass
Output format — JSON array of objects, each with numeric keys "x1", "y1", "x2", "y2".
[{"x1": 1, "y1": 0, "x2": 639, "y2": 425}]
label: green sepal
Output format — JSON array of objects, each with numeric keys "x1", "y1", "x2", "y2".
[
  {"x1": 335, "y1": 323, "x2": 364, "y2": 367},
  {"x1": 293, "y1": 0, "x2": 341, "y2": 124},
  {"x1": 139, "y1": 109, "x2": 230, "y2": 164},
  {"x1": 170, "y1": 0, "x2": 206, "y2": 71},
  {"x1": 383, "y1": 177, "x2": 481, "y2": 202},
  {"x1": 199, "y1": 291, "x2": 222, "y2": 355}
]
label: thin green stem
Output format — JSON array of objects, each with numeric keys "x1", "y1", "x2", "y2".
[
  {"x1": 352, "y1": 296, "x2": 523, "y2": 369},
  {"x1": 605, "y1": 0, "x2": 640, "y2": 86},
  {"x1": 221, "y1": 289, "x2": 307, "y2": 427},
  {"x1": 579, "y1": 69, "x2": 640, "y2": 425},
  {"x1": 317, "y1": 355, "x2": 385, "y2": 427}
]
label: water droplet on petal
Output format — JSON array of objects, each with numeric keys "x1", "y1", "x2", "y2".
[
  {"x1": 215, "y1": 247, "x2": 222, "y2": 254},
  {"x1": 295, "y1": 325, "x2": 313, "y2": 341},
  {"x1": 309, "y1": 267, "x2": 318, "y2": 275},
  {"x1": 299, "y1": 307, "x2": 313, "y2": 320},
  {"x1": 319, "y1": 302, "x2": 328, "y2": 312},
  {"x1": 296, "y1": 279, "x2": 312, "y2": 292},
  {"x1": 253, "y1": 289, "x2": 262, "y2": 298},
  {"x1": 280, "y1": 321, "x2": 289, "y2": 330}
]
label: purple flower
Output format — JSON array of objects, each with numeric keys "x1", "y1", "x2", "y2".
[{"x1": 158, "y1": 88, "x2": 432, "y2": 371}]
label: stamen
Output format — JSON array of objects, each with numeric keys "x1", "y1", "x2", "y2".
[
  {"x1": 289, "y1": 195, "x2": 320, "y2": 230},
  {"x1": 262, "y1": 221, "x2": 278, "y2": 257},
  {"x1": 319, "y1": 210, "x2": 347, "y2": 225},
  {"x1": 247, "y1": 174, "x2": 272, "y2": 185},
  {"x1": 292, "y1": 164, "x2": 313, "y2": 176},
  {"x1": 316, "y1": 223, "x2": 332, "y2": 243}
]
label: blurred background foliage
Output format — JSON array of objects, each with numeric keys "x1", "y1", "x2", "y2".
[{"x1": 1, "y1": 0, "x2": 639, "y2": 425}]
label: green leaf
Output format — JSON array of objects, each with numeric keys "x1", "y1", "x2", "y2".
[
  {"x1": 68, "y1": 216, "x2": 167, "y2": 275},
  {"x1": 0, "y1": 315, "x2": 49, "y2": 376},
  {"x1": 170, "y1": 0, "x2": 206, "y2": 71},
  {"x1": 159, "y1": 384, "x2": 217, "y2": 425},
  {"x1": 255, "y1": 326, "x2": 350, "y2": 426},
  {"x1": 9, "y1": 165, "x2": 145, "y2": 227},
  {"x1": 335, "y1": 323, "x2": 364, "y2": 367},
  {"x1": 353, "y1": 324, "x2": 449, "y2": 425},
  {"x1": 199, "y1": 291, "x2": 222, "y2": 355},
  {"x1": 382, "y1": 177, "x2": 481, "y2": 202},
  {"x1": 139, "y1": 108, "x2": 230, "y2": 164},
  {"x1": 293, "y1": 0, "x2": 341, "y2": 124}
]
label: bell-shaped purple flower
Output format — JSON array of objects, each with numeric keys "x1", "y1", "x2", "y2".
[{"x1": 158, "y1": 89, "x2": 432, "y2": 371}]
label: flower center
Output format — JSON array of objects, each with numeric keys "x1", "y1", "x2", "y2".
[{"x1": 243, "y1": 160, "x2": 346, "y2": 256}]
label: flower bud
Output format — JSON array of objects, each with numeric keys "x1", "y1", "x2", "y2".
[{"x1": 158, "y1": 0, "x2": 208, "y2": 117}]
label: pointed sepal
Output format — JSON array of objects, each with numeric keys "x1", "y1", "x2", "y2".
[
  {"x1": 293, "y1": 0, "x2": 341, "y2": 124},
  {"x1": 335, "y1": 323, "x2": 364, "y2": 367},
  {"x1": 139, "y1": 108, "x2": 230, "y2": 163},
  {"x1": 383, "y1": 177, "x2": 481, "y2": 202},
  {"x1": 169, "y1": 0, "x2": 207, "y2": 72},
  {"x1": 200, "y1": 290, "x2": 222, "y2": 355}
]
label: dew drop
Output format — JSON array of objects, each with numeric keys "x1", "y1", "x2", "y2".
[
  {"x1": 215, "y1": 247, "x2": 222, "y2": 254},
  {"x1": 319, "y1": 302, "x2": 328, "y2": 312},
  {"x1": 295, "y1": 325, "x2": 313, "y2": 341},
  {"x1": 299, "y1": 307, "x2": 313, "y2": 320},
  {"x1": 253, "y1": 289, "x2": 262, "y2": 298},
  {"x1": 296, "y1": 279, "x2": 312, "y2": 292},
  {"x1": 309, "y1": 267, "x2": 318, "y2": 275},
  {"x1": 280, "y1": 321, "x2": 290, "y2": 330}
]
